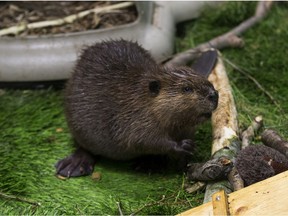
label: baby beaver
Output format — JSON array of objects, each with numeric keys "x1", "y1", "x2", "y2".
[{"x1": 56, "y1": 39, "x2": 218, "y2": 177}]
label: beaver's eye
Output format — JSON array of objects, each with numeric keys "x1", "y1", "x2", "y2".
[
  {"x1": 149, "y1": 80, "x2": 161, "y2": 96},
  {"x1": 182, "y1": 86, "x2": 193, "y2": 93}
]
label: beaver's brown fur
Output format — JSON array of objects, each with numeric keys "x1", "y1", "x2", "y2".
[{"x1": 56, "y1": 39, "x2": 218, "y2": 177}]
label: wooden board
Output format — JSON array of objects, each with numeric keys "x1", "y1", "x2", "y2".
[
  {"x1": 178, "y1": 171, "x2": 288, "y2": 216},
  {"x1": 212, "y1": 190, "x2": 229, "y2": 216},
  {"x1": 228, "y1": 171, "x2": 288, "y2": 215}
]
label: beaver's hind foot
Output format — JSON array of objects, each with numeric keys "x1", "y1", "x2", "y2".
[{"x1": 56, "y1": 148, "x2": 96, "y2": 177}]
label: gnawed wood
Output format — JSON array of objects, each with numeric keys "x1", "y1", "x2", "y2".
[
  {"x1": 0, "y1": 2, "x2": 134, "y2": 36},
  {"x1": 241, "y1": 115, "x2": 264, "y2": 149},
  {"x1": 227, "y1": 166, "x2": 244, "y2": 191},
  {"x1": 203, "y1": 52, "x2": 241, "y2": 203},
  {"x1": 165, "y1": 1, "x2": 273, "y2": 67},
  {"x1": 208, "y1": 55, "x2": 239, "y2": 155},
  {"x1": 185, "y1": 181, "x2": 206, "y2": 194},
  {"x1": 0, "y1": 191, "x2": 41, "y2": 206},
  {"x1": 187, "y1": 157, "x2": 233, "y2": 181},
  {"x1": 261, "y1": 129, "x2": 288, "y2": 158}
]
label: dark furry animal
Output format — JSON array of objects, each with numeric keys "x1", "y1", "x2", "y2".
[
  {"x1": 236, "y1": 145, "x2": 288, "y2": 186},
  {"x1": 56, "y1": 39, "x2": 218, "y2": 177}
]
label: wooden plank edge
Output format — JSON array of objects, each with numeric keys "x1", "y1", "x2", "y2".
[{"x1": 212, "y1": 190, "x2": 229, "y2": 216}]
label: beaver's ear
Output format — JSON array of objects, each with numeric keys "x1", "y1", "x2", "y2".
[
  {"x1": 191, "y1": 49, "x2": 218, "y2": 78},
  {"x1": 149, "y1": 80, "x2": 161, "y2": 96}
]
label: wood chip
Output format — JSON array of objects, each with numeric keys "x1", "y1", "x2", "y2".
[{"x1": 91, "y1": 172, "x2": 102, "y2": 181}]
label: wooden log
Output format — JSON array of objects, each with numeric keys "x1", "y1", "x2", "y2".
[
  {"x1": 261, "y1": 129, "x2": 288, "y2": 158},
  {"x1": 203, "y1": 52, "x2": 241, "y2": 203},
  {"x1": 241, "y1": 115, "x2": 263, "y2": 149},
  {"x1": 165, "y1": 1, "x2": 273, "y2": 67},
  {"x1": 207, "y1": 54, "x2": 239, "y2": 155}
]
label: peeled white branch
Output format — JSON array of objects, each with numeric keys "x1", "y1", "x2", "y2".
[
  {"x1": 0, "y1": 2, "x2": 134, "y2": 36},
  {"x1": 241, "y1": 115, "x2": 263, "y2": 149},
  {"x1": 203, "y1": 53, "x2": 241, "y2": 203},
  {"x1": 208, "y1": 55, "x2": 239, "y2": 155},
  {"x1": 165, "y1": 1, "x2": 273, "y2": 67}
]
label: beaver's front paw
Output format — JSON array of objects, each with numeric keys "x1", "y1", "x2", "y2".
[
  {"x1": 55, "y1": 148, "x2": 95, "y2": 177},
  {"x1": 171, "y1": 139, "x2": 195, "y2": 170},
  {"x1": 179, "y1": 139, "x2": 195, "y2": 152},
  {"x1": 173, "y1": 139, "x2": 195, "y2": 155}
]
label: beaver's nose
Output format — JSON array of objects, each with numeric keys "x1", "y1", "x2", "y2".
[{"x1": 208, "y1": 89, "x2": 219, "y2": 107}]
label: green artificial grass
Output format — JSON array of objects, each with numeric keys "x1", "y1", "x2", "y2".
[
  {"x1": 1, "y1": 2, "x2": 288, "y2": 215},
  {"x1": 0, "y1": 90, "x2": 205, "y2": 215}
]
